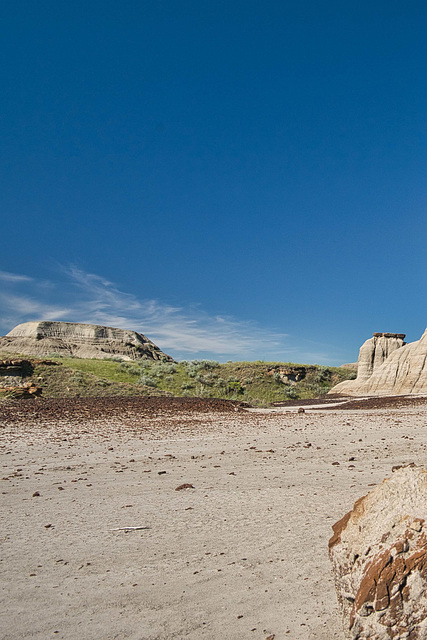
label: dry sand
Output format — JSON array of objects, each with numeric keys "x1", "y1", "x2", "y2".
[{"x1": 2, "y1": 398, "x2": 427, "y2": 639}]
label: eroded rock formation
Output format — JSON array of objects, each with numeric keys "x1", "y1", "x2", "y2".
[
  {"x1": 0, "y1": 321, "x2": 173, "y2": 361},
  {"x1": 330, "y1": 330, "x2": 427, "y2": 396},
  {"x1": 0, "y1": 359, "x2": 32, "y2": 387},
  {"x1": 266, "y1": 365, "x2": 310, "y2": 383},
  {"x1": 329, "y1": 465, "x2": 427, "y2": 639},
  {"x1": 357, "y1": 333, "x2": 406, "y2": 382}
]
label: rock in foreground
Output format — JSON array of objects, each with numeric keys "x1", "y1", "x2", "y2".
[
  {"x1": 0, "y1": 321, "x2": 173, "y2": 361},
  {"x1": 329, "y1": 465, "x2": 427, "y2": 639}
]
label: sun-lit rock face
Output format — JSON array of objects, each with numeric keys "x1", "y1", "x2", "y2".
[
  {"x1": 0, "y1": 321, "x2": 173, "y2": 361},
  {"x1": 356, "y1": 333, "x2": 406, "y2": 382},
  {"x1": 329, "y1": 465, "x2": 427, "y2": 639},
  {"x1": 329, "y1": 330, "x2": 427, "y2": 396}
]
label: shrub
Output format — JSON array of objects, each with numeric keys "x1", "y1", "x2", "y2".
[
  {"x1": 313, "y1": 366, "x2": 332, "y2": 383},
  {"x1": 195, "y1": 372, "x2": 218, "y2": 386},
  {"x1": 226, "y1": 378, "x2": 244, "y2": 394},
  {"x1": 119, "y1": 362, "x2": 142, "y2": 375},
  {"x1": 138, "y1": 374, "x2": 157, "y2": 388},
  {"x1": 305, "y1": 383, "x2": 328, "y2": 397},
  {"x1": 200, "y1": 360, "x2": 220, "y2": 370},
  {"x1": 69, "y1": 372, "x2": 85, "y2": 385},
  {"x1": 283, "y1": 384, "x2": 298, "y2": 399}
]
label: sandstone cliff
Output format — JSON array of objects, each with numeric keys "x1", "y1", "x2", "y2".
[
  {"x1": 356, "y1": 332, "x2": 406, "y2": 382},
  {"x1": 331, "y1": 330, "x2": 427, "y2": 396},
  {"x1": 0, "y1": 321, "x2": 173, "y2": 362}
]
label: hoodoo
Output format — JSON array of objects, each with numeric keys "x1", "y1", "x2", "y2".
[
  {"x1": 0, "y1": 321, "x2": 173, "y2": 361},
  {"x1": 331, "y1": 329, "x2": 427, "y2": 396}
]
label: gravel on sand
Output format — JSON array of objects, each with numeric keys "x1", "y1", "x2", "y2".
[{"x1": 2, "y1": 396, "x2": 427, "y2": 639}]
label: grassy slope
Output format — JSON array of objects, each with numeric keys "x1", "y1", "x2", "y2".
[{"x1": 0, "y1": 354, "x2": 355, "y2": 405}]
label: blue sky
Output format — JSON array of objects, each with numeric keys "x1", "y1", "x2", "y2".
[{"x1": 1, "y1": 1, "x2": 426, "y2": 363}]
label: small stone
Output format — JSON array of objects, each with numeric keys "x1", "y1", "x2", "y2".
[{"x1": 175, "y1": 483, "x2": 194, "y2": 491}]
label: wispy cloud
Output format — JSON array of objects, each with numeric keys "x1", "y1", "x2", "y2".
[
  {"x1": 0, "y1": 270, "x2": 33, "y2": 283},
  {"x1": 0, "y1": 265, "x2": 340, "y2": 363},
  {"x1": 57, "y1": 266, "x2": 287, "y2": 359}
]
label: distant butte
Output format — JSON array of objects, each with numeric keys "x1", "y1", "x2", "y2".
[{"x1": 0, "y1": 321, "x2": 173, "y2": 361}]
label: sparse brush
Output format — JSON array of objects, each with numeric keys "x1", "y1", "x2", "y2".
[
  {"x1": 199, "y1": 360, "x2": 220, "y2": 370},
  {"x1": 283, "y1": 385, "x2": 299, "y2": 399},
  {"x1": 14, "y1": 355, "x2": 355, "y2": 403},
  {"x1": 138, "y1": 374, "x2": 157, "y2": 388}
]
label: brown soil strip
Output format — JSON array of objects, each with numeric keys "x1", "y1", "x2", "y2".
[{"x1": 0, "y1": 396, "x2": 250, "y2": 425}]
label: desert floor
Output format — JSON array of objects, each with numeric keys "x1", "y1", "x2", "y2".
[{"x1": 1, "y1": 397, "x2": 427, "y2": 640}]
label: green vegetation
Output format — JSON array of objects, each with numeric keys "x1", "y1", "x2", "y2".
[{"x1": 0, "y1": 354, "x2": 356, "y2": 405}]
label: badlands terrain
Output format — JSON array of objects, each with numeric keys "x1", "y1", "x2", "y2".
[
  {"x1": 2, "y1": 395, "x2": 427, "y2": 640},
  {"x1": 2, "y1": 322, "x2": 427, "y2": 638}
]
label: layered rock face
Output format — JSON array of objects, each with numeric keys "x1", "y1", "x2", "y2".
[
  {"x1": 357, "y1": 333, "x2": 406, "y2": 382},
  {"x1": 0, "y1": 359, "x2": 32, "y2": 387},
  {"x1": 0, "y1": 321, "x2": 173, "y2": 361},
  {"x1": 330, "y1": 330, "x2": 427, "y2": 396},
  {"x1": 266, "y1": 365, "x2": 310, "y2": 383},
  {"x1": 329, "y1": 465, "x2": 427, "y2": 639}
]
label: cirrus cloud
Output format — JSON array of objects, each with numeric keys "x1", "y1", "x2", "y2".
[{"x1": 0, "y1": 264, "x2": 341, "y2": 363}]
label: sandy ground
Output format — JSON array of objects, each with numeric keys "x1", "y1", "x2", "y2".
[{"x1": 2, "y1": 400, "x2": 427, "y2": 640}]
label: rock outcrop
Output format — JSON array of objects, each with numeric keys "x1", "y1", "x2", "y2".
[
  {"x1": 0, "y1": 359, "x2": 32, "y2": 387},
  {"x1": 266, "y1": 365, "x2": 310, "y2": 383},
  {"x1": 330, "y1": 330, "x2": 427, "y2": 396},
  {"x1": 0, "y1": 383, "x2": 42, "y2": 398},
  {"x1": 0, "y1": 321, "x2": 173, "y2": 362},
  {"x1": 356, "y1": 333, "x2": 406, "y2": 382},
  {"x1": 329, "y1": 465, "x2": 427, "y2": 639}
]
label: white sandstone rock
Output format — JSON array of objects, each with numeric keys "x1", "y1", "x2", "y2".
[
  {"x1": 330, "y1": 330, "x2": 427, "y2": 396},
  {"x1": 0, "y1": 321, "x2": 173, "y2": 361},
  {"x1": 329, "y1": 465, "x2": 427, "y2": 639}
]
